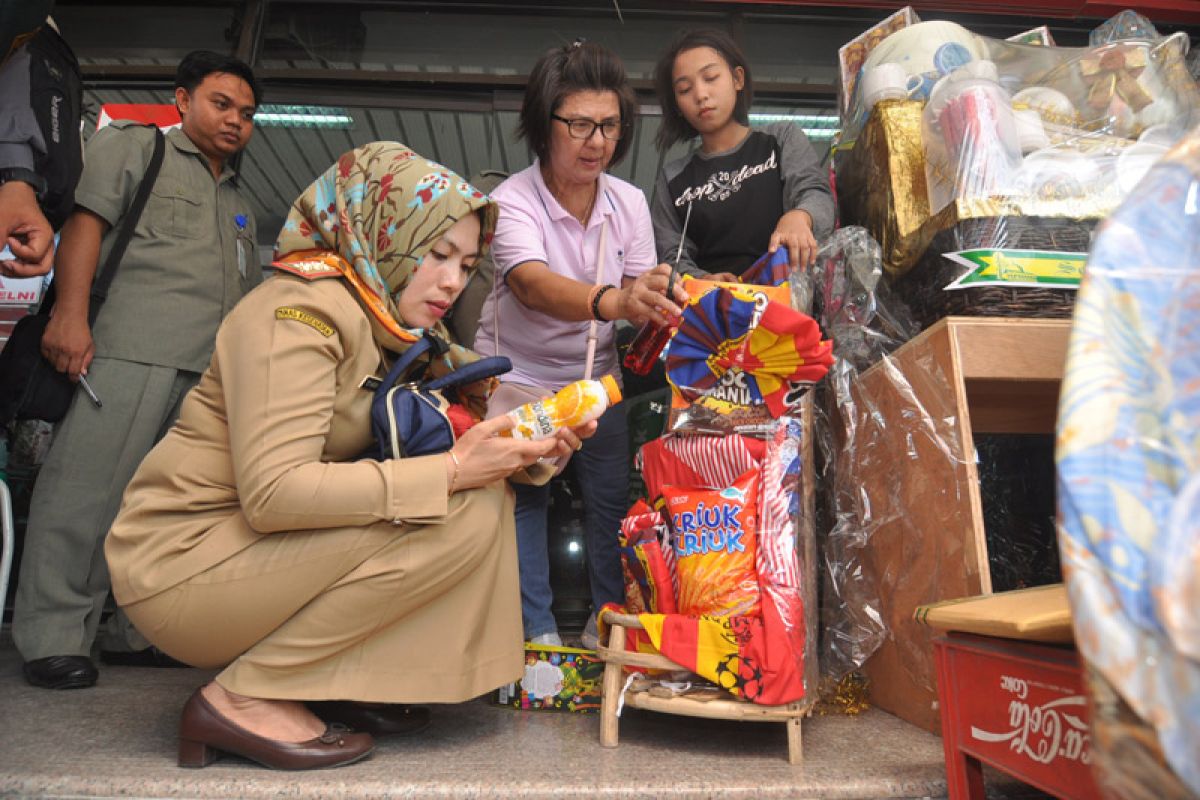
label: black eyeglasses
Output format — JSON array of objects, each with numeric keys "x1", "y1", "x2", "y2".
[{"x1": 551, "y1": 114, "x2": 624, "y2": 141}]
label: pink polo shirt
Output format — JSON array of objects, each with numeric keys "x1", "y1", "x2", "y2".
[{"x1": 475, "y1": 162, "x2": 656, "y2": 391}]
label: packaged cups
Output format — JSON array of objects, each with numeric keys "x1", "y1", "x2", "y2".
[{"x1": 925, "y1": 76, "x2": 1023, "y2": 211}]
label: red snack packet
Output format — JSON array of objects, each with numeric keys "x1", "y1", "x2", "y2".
[
  {"x1": 663, "y1": 468, "x2": 761, "y2": 618},
  {"x1": 619, "y1": 500, "x2": 678, "y2": 614},
  {"x1": 446, "y1": 403, "x2": 476, "y2": 439}
]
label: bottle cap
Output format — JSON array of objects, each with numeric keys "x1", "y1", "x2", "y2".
[{"x1": 600, "y1": 374, "x2": 622, "y2": 406}]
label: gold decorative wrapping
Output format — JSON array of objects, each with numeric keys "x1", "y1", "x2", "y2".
[
  {"x1": 815, "y1": 672, "x2": 870, "y2": 716},
  {"x1": 835, "y1": 99, "x2": 936, "y2": 277},
  {"x1": 837, "y1": 100, "x2": 1120, "y2": 277}
]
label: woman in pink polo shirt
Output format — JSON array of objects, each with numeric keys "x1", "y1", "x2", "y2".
[{"x1": 476, "y1": 41, "x2": 687, "y2": 648}]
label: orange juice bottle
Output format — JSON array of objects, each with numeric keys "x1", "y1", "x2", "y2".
[{"x1": 501, "y1": 375, "x2": 622, "y2": 440}]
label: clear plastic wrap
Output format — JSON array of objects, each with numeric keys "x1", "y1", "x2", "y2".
[
  {"x1": 922, "y1": 31, "x2": 1199, "y2": 215},
  {"x1": 1089, "y1": 9, "x2": 1161, "y2": 47},
  {"x1": 799, "y1": 227, "x2": 918, "y2": 679},
  {"x1": 803, "y1": 227, "x2": 1069, "y2": 731},
  {"x1": 835, "y1": 12, "x2": 1200, "y2": 331},
  {"x1": 1056, "y1": 130, "x2": 1200, "y2": 799},
  {"x1": 839, "y1": 14, "x2": 1200, "y2": 164},
  {"x1": 623, "y1": 418, "x2": 818, "y2": 709}
]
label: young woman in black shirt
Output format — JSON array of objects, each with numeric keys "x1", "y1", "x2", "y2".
[{"x1": 651, "y1": 29, "x2": 835, "y2": 281}]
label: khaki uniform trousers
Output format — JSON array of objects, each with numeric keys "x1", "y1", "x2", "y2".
[
  {"x1": 12, "y1": 357, "x2": 199, "y2": 660},
  {"x1": 121, "y1": 481, "x2": 524, "y2": 704}
]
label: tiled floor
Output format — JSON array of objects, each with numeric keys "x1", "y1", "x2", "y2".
[{"x1": 0, "y1": 637, "x2": 1048, "y2": 800}]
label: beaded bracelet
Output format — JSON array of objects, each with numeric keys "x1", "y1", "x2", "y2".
[
  {"x1": 585, "y1": 284, "x2": 603, "y2": 319},
  {"x1": 591, "y1": 284, "x2": 617, "y2": 322}
]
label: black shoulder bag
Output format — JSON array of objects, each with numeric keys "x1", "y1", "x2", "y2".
[{"x1": 0, "y1": 126, "x2": 165, "y2": 425}]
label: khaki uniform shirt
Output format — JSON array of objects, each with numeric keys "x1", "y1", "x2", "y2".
[
  {"x1": 74, "y1": 121, "x2": 260, "y2": 373},
  {"x1": 106, "y1": 274, "x2": 452, "y2": 605}
]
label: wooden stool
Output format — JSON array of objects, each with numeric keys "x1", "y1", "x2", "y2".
[{"x1": 596, "y1": 609, "x2": 807, "y2": 765}]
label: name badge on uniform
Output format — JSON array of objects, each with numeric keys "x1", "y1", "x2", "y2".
[
  {"x1": 275, "y1": 306, "x2": 334, "y2": 337},
  {"x1": 235, "y1": 214, "x2": 248, "y2": 278}
]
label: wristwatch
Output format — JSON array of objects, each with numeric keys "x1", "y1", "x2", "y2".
[{"x1": 0, "y1": 166, "x2": 47, "y2": 198}]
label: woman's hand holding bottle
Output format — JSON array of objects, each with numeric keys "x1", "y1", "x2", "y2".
[
  {"x1": 612, "y1": 263, "x2": 690, "y2": 326},
  {"x1": 445, "y1": 415, "x2": 597, "y2": 492}
]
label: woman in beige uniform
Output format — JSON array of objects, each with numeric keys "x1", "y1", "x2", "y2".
[{"x1": 104, "y1": 142, "x2": 585, "y2": 771}]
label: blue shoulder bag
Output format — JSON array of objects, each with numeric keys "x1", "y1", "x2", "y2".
[{"x1": 371, "y1": 333, "x2": 511, "y2": 459}]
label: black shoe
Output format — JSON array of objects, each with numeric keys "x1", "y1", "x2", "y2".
[
  {"x1": 23, "y1": 655, "x2": 98, "y2": 689},
  {"x1": 307, "y1": 701, "x2": 432, "y2": 737},
  {"x1": 99, "y1": 646, "x2": 190, "y2": 668}
]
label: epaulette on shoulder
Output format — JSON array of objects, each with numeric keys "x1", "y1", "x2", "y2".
[{"x1": 272, "y1": 250, "x2": 346, "y2": 281}]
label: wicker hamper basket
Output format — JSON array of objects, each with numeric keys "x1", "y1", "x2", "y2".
[{"x1": 889, "y1": 214, "x2": 1096, "y2": 331}]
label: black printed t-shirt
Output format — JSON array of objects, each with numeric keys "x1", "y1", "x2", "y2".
[{"x1": 652, "y1": 121, "x2": 835, "y2": 276}]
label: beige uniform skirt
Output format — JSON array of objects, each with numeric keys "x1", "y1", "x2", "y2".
[{"x1": 122, "y1": 481, "x2": 523, "y2": 703}]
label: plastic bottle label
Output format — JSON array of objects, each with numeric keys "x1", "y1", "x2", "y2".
[{"x1": 511, "y1": 402, "x2": 558, "y2": 440}]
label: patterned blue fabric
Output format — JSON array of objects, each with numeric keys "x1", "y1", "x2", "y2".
[{"x1": 1057, "y1": 133, "x2": 1200, "y2": 795}]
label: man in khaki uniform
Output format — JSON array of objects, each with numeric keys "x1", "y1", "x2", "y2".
[{"x1": 13, "y1": 50, "x2": 262, "y2": 690}]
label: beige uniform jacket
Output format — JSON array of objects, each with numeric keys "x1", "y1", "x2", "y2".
[
  {"x1": 106, "y1": 273, "x2": 454, "y2": 604},
  {"x1": 106, "y1": 272, "x2": 529, "y2": 701}
]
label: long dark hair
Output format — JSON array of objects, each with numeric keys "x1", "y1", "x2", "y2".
[
  {"x1": 653, "y1": 28, "x2": 753, "y2": 152},
  {"x1": 517, "y1": 41, "x2": 638, "y2": 167}
]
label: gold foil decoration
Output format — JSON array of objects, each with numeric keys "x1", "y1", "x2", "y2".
[
  {"x1": 815, "y1": 672, "x2": 871, "y2": 716},
  {"x1": 837, "y1": 99, "x2": 1119, "y2": 277},
  {"x1": 835, "y1": 99, "x2": 935, "y2": 277}
]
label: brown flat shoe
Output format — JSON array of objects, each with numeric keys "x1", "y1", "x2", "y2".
[
  {"x1": 308, "y1": 700, "x2": 432, "y2": 737},
  {"x1": 178, "y1": 688, "x2": 374, "y2": 770}
]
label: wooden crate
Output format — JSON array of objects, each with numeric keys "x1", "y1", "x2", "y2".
[{"x1": 844, "y1": 316, "x2": 1072, "y2": 733}]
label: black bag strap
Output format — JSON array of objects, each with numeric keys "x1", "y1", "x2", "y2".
[
  {"x1": 34, "y1": 125, "x2": 166, "y2": 323},
  {"x1": 425, "y1": 355, "x2": 511, "y2": 391},
  {"x1": 377, "y1": 332, "x2": 512, "y2": 398},
  {"x1": 87, "y1": 126, "x2": 166, "y2": 323},
  {"x1": 377, "y1": 335, "x2": 435, "y2": 396}
]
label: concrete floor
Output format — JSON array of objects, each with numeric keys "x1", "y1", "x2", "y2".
[{"x1": 0, "y1": 635, "x2": 1051, "y2": 800}]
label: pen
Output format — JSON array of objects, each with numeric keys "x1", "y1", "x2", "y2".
[{"x1": 78, "y1": 374, "x2": 102, "y2": 408}]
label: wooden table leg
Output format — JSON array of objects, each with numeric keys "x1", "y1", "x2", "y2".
[
  {"x1": 786, "y1": 703, "x2": 803, "y2": 766},
  {"x1": 599, "y1": 623, "x2": 626, "y2": 748}
]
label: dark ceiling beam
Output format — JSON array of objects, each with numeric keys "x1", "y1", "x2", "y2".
[
  {"x1": 689, "y1": 0, "x2": 1200, "y2": 24},
  {"x1": 234, "y1": 0, "x2": 269, "y2": 64},
  {"x1": 205, "y1": 0, "x2": 1200, "y2": 25},
  {"x1": 80, "y1": 64, "x2": 838, "y2": 104}
]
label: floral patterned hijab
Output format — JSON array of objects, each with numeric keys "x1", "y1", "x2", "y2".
[{"x1": 275, "y1": 141, "x2": 499, "y2": 410}]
